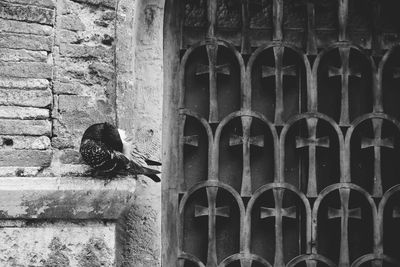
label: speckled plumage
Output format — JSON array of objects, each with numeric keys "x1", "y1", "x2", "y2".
[{"x1": 79, "y1": 122, "x2": 161, "y2": 182}]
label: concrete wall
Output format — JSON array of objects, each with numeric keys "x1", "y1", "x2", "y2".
[{"x1": 0, "y1": 0, "x2": 164, "y2": 265}]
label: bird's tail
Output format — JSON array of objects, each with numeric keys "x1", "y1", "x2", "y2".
[
  {"x1": 126, "y1": 161, "x2": 161, "y2": 182},
  {"x1": 141, "y1": 166, "x2": 161, "y2": 182}
]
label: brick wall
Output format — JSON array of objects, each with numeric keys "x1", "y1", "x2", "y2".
[{"x1": 0, "y1": 0, "x2": 163, "y2": 265}]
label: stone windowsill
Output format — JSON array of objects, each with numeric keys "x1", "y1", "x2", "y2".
[{"x1": 0, "y1": 177, "x2": 136, "y2": 220}]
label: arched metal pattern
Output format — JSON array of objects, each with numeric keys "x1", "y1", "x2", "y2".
[
  {"x1": 164, "y1": 0, "x2": 400, "y2": 266},
  {"x1": 312, "y1": 43, "x2": 376, "y2": 127},
  {"x1": 246, "y1": 43, "x2": 312, "y2": 126},
  {"x1": 179, "y1": 39, "x2": 246, "y2": 124}
]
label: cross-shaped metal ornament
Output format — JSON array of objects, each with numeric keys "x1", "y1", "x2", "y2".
[
  {"x1": 260, "y1": 188, "x2": 297, "y2": 267},
  {"x1": 262, "y1": 46, "x2": 297, "y2": 126},
  {"x1": 296, "y1": 118, "x2": 330, "y2": 197},
  {"x1": 229, "y1": 116, "x2": 264, "y2": 197},
  {"x1": 327, "y1": 47, "x2": 361, "y2": 126},
  {"x1": 327, "y1": 188, "x2": 362, "y2": 266},
  {"x1": 194, "y1": 187, "x2": 230, "y2": 267},
  {"x1": 196, "y1": 43, "x2": 231, "y2": 123},
  {"x1": 361, "y1": 119, "x2": 394, "y2": 197}
]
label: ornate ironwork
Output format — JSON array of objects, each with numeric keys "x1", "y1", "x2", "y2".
[{"x1": 164, "y1": 0, "x2": 400, "y2": 266}]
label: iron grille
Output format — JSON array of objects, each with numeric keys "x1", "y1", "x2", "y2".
[{"x1": 164, "y1": 0, "x2": 400, "y2": 266}]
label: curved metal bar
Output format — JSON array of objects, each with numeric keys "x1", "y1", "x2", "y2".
[
  {"x1": 286, "y1": 253, "x2": 337, "y2": 267},
  {"x1": 213, "y1": 110, "x2": 279, "y2": 183},
  {"x1": 312, "y1": 183, "x2": 378, "y2": 259},
  {"x1": 279, "y1": 112, "x2": 345, "y2": 184},
  {"x1": 344, "y1": 113, "x2": 400, "y2": 192},
  {"x1": 178, "y1": 39, "x2": 246, "y2": 119},
  {"x1": 218, "y1": 252, "x2": 273, "y2": 267},
  {"x1": 377, "y1": 45, "x2": 400, "y2": 113},
  {"x1": 246, "y1": 42, "x2": 313, "y2": 120},
  {"x1": 244, "y1": 182, "x2": 312, "y2": 257},
  {"x1": 179, "y1": 109, "x2": 215, "y2": 181},
  {"x1": 311, "y1": 43, "x2": 377, "y2": 124},
  {"x1": 178, "y1": 252, "x2": 207, "y2": 267},
  {"x1": 351, "y1": 253, "x2": 400, "y2": 267},
  {"x1": 178, "y1": 181, "x2": 246, "y2": 265}
]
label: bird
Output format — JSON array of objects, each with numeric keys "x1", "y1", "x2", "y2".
[{"x1": 79, "y1": 122, "x2": 161, "y2": 182}]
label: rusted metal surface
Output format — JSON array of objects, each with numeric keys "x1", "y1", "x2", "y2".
[{"x1": 164, "y1": 0, "x2": 400, "y2": 266}]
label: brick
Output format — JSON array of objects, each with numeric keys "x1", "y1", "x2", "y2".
[
  {"x1": 59, "y1": 15, "x2": 85, "y2": 31},
  {"x1": 0, "y1": 119, "x2": 51, "y2": 136},
  {"x1": 58, "y1": 95, "x2": 91, "y2": 112},
  {"x1": 59, "y1": 44, "x2": 112, "y2": 59},
  {"x1": 0, "y1": 78, "x2": 49, "y2": 90},
  {"x1": 0, "y1": 106, "x2": 49, "y2": 119},
  {"x1": 0, "y1": 167, "x2": 42, "y2": 177},
  {"x1": 0, "y1": 33, "x2": 53, "y2": 51},
  {"x1": 51, "y1": 137, "x2": 75, "y2": 149},
  {"x1": 0, "y1": 18, "x2": 53, "y2": 36},
  {"x1": 0, "y1": 2, "x2": 55, "y2": 25},
  {"x1": 89, "y1": 62, "x2": 114, "y2": 81},
  {"x1": 53, "y1": 81, "x2": 83, "y2": 95},
  {"x1": 59, "y1": 149, "x2": 84, "y2": 164},
  {"x1": 0, "y1": 135, "x2": 51, "y2": 150},
  {"x1": 58, "y1": 29, "x2": 78, "y2": 44},
  {"x1": 0, "y1": 150, "x2": 52, "y2": 167},
  {"x1": 0, "y1": 48, "x2": 47, "y2": 62},
  {"x1": 0, "y1": 62, "x2": 52, "y2": 79},
  {"x1": 0, "y1": 89, "x2": 52, "y2": 107},
  {"x1": 1, "y1": 0, "x2": 56, "y2": 8},
  {"x1": 71, "y1": 0, "x2": 116, "y2": 9}
]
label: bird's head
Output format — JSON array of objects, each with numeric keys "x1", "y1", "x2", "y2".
[{"x1": 81, "y1": 122, "x2": 124, "y2": 152}]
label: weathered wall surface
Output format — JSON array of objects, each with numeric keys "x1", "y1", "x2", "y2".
[{"x1": 0, "y1": 0, "x2": 164, "y2": 265}]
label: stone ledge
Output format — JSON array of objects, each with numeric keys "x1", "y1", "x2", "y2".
[{"x1": 0, "y1": 177, "x2": 136, "y2": 220}]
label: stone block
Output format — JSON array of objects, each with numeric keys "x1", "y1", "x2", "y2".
[
  {"x1": 58, "y1": 95, "x2": 91, "y2": 112},
  {"x1": 0, "y1": 89, "x2": 52, "y2": 107},
  {"x1": 0, "y1": 227, "x2": 115, "y2": 266},
  {"x1": 0, "y1": 150, "x2": 52, "y2": 167},
  {"x1": 1, "y1": 0, "x2": 56, "y2": 8},
  {"x1": 0, "y1": 119, "x2": 51, "y2": 136},
  {"x1": 59, "y1": 44, "x2": 112, "y2": 60},
  {"x1": 0, "y1": 48, "x2": 48, "y2": 62},
  {"x1": 58, "y1": 29, "x2": 78, "y2": 44},
  {"x1": 89, "y1": 62, "x2": 114, "y2": 81},
  {"x1": 0, "y1": 135, "x2": 51, "y2": 150},
  {"x1": 53, "y1": 81, "x2": 83, "y2": 95},
  {"x1": 0, "y1": 2, "x2": 55, "y2": 25},
  {"x1": 0, "y1": 62, "x2": 53, "y2": 79},
  {"x1": 59, "y1": 149, "x2": 84, "y2": 164},
  {"x1": 71, "y1": 0, "x2": 116, "y2": 9},
  {"x1": 0, "y1": 106, "x2": 49, "y2": 119},
  {"x1": 0, "y1": 18, "x2": 53, "y2": 36},
  {"x1": 0, "y1": 78, "x2": 49, "y2": 90},
  {"x1": 0, "y1": 167, "x2": 42, "y2": 177},
  {"x1": 0, "y1": 33, "x2": 53, "y2": 51},
  {"x1": 51, "y1": 137, "x2": 75, "y2": 149},
  {"x1": 59, "y1": 14, "x2": 85, "y2": 31}
]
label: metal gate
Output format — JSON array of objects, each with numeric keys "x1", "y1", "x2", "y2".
[{"x1": 163, "y1": 0, "x2": 400, "y2": 266}]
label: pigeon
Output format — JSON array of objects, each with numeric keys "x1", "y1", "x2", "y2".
[{"x1": 79, "y1": 122, "x2": 161, "y2": 182}]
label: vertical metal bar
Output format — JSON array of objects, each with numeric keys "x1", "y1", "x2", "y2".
[
  {"x1": 306, "y1": 1, "x2": 317, "y2": 55},
  {"x1": 206, "y1": 186, "x2": 218, "y2": 267},
  {"x1": 207, "y1": 0, "x2": 217, "y2": 39},
  {"x1": 371, "y1": 0, "x2": 382, "y2": 56},
  {"x1": 273, "y1": 0, "x2": 284, "y2": 41},
  {"x1": 241, "y1": 116, "x2": 253, "y2": 197},
  {"x1": 339, "y1": 47, "x2": 350, "y2": 125},
  {"x1": 338, "y1": 0, "x2": 349, "y2": 41},
  {"x1": 274, "y1": 46, "x2": 284, "y2": 125},
  {"x1": 207, "y1": 44, "x2": 219, "y2": 123},
  {"x1": 241, "y1": 0, "x2": 251, "y2": 54}
]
